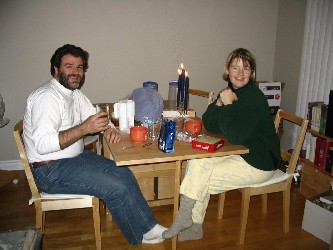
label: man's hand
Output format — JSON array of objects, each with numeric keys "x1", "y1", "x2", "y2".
[
  {"x1": 83, "y1": 112, "x2": 110, "y2": 134},
  {"x1": 59, "y1": 112, "x2": 110, "y2": 150},
  {"x1": 104, "y1": 127, "x2": 121, "y2": 144}
]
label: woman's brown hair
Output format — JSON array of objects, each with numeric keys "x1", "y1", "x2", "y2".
[{"x1": 222, "y1": 48, "x2": 256, "y2": 82}]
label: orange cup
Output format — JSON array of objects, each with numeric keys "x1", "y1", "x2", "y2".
[
  {"x1": 184, "y1": 119, "x2": 202, "y2": 135},
  {"x1": 130, "y1": 126, "x2": 148, "y2": 143}
]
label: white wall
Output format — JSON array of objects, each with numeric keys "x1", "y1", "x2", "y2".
[
  {"x1": 1, "y1": 0, "x2": 305, "y2": 163},
  {"x1": 274, "y1": 0, "x2": 306, "y2": 148},
  {"x1": 274, "y1": 0, "x2": 306, "y2": 113}
]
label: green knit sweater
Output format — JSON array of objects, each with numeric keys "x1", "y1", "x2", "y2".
[{"x1": 202, "y1": 81, "x2": 281, "y2": 171}]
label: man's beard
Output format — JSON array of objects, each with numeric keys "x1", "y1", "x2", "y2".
[{"x1": 58, "y1": 72, "x2": 85, "y2": 90}]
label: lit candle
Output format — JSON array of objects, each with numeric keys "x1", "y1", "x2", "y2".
[
  {"x1": 184, "y1": 71, "x2": 189, "y2": 112},
  {"x1": 180, "y1": 63, "x2": 185, "y2": 104},
  {"x1": 177, "y1": 68, "x2": 182, "y2": 108}
]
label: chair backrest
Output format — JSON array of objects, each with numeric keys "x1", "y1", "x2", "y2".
[
  {"x1": 274, "y1": 109, "x2": 308, "y2": 175},
  {"x1": 13, "y1": 120, "x2": 41, "y2": 200},
  {"x1": 188, "y1": 88, "x2": 214, "y2": 107}
]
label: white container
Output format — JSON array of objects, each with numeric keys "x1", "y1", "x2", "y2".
[
  {"x1": 113, "y1": 100, "x2": 135, "y2": 132},
  {"x1": 302, "y1": 198, "x2": 333, "y2": 244}
]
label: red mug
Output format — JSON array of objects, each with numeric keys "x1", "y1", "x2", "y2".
[
  {"x1": 130, "y1": 126, "x2": 148, "y2": 143},
  {"x1": 185, "y1": 119, "x2": 202, "y2": 135}
]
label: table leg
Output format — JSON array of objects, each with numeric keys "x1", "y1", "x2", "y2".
[
  {"x1": 103, "y1": 137, "x2": 114, "y2": 160},
  {"x1": 172, "y1": 160, "x2": 182, "y2": 250}
]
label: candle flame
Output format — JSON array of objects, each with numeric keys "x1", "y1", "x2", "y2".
[
  {"x1": 178, "y1": 68, "x2": 182, "y2": 74},
  {"x1": 180, "y1": 63, "x2": 184, "y2": 69},
  {"x1": 185, "y1": 71, "x2": 188, "y2": 77}
]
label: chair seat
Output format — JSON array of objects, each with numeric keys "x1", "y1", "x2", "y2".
[
  {"x1": 247, "y1": 169, "x2": 292, "y2": 188},
  {"x1": 29, "y1": 192, "x2": 93, "y2": 205}
]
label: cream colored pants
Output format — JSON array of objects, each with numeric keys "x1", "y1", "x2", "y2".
[{"x1": 180, "y1": 155, "x2": 275, "y2": 224}]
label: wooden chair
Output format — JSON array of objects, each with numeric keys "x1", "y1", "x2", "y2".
[
  {"x1": 84, "y1": 135, "x2": 99, "y2": 153},
  {"x1": 13, "y1": 120, "x2": 101, "y2": 250},
  {"x1": 217, "y1": 109, "x2": 308, "y2": 244},
  {"x1": 188, "y1": 88, "x2": 214, "y2": 107}
]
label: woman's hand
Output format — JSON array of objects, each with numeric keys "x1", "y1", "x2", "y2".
[{"x1": 217, "y1": 87, "x2": 238, "y2": 106}]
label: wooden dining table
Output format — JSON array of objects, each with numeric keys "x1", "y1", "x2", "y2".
[{"x1": 103, "y1": 129, "x2": 249, "y2": 249}]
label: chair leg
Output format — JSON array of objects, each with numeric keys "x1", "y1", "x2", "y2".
[
  {"x1": 282, "y1": 188, "x2": 290, "y2": 233},
  {"x1": 99, "y1": 200, "x2": 112, "y2": 221},
  {"x1": 92, "y1": 197, "x2": 102, "y2": 250},
  {"x1": 106, "y1": 207, "x2": 113, "y2": 221},
  {"x1": 35, "y1": 204, "x2": 44, "y2": 232},
  {"x1": 239, "y1": 188, "x2": 251, "y2": 244},
  {"x1": 261, "y1": 193, "x2": 268, "y2": 214},
  {"x1": 42, "y1": 212, "x2": 46, "y2": 231},
  {"x1": 217, "y1": 192, "x2": 226, "y2": 219}
]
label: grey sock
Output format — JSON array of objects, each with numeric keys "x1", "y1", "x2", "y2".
[
  {"x1": 178, "y1": 223, "x2": 203, "y2": 241},
  {"x1": 162, "y1": 195, "x2": 196, "y2": 239}
]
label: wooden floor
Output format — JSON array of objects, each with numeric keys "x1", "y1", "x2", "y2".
[{"x1": 0, "y1": 171, "x2": 329, "y2": 250}]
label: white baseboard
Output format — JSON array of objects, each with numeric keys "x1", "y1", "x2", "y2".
[{"x1": 0, "y1": 160, "x2": 23, "y2": 171}]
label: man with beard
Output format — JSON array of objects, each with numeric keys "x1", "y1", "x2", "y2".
[{"x1": 22, "y1": 44, "x2": 167, "y2": 246}]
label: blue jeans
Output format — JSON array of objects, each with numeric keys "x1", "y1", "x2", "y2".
[{"x1": 32, "y1": 150, "x2": 157, "y2": 245}]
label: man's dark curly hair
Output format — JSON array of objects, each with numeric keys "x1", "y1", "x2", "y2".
[{"x1": 50, "y1": 44, "x2": 89, "y2": 76}]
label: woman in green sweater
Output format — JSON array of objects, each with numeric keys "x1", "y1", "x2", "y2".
[{"x1": 163, "y1": 48, "x2": 281, "y2": 241}]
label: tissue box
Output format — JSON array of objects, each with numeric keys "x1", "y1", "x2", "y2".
[{"x1": 192, "y1": 135, "x2": 224, "y2": 152}]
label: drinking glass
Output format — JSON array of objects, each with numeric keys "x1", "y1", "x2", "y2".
[
  {"x1": 148, "y1": 119, "x2": 162, "y2": 140},
  {"x1": 96, "y1": 104, "x2": 110, "y2": 120}
]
